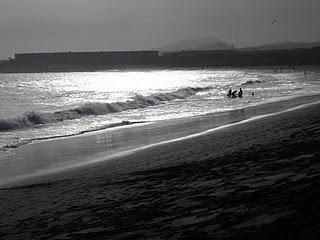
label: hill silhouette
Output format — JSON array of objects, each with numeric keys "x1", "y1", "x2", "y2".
[{"x1": 246, "y1": 41, "x2": 320, "y2": 50}]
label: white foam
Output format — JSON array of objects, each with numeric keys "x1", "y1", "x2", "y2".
[{"x1": 0, "y1": 87, "x2": 210, "y2": 132}]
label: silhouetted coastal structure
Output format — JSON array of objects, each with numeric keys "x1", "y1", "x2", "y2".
[
  {"x1": 8, "y1": 51, "x2": 159, "y2": 72},
  {"x1": 0, "y1": 48, "x2": 320, "y2": 73}
]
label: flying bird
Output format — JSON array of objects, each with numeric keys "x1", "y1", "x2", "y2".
[{"x1": 272, "y1": 19, "x2": 278, "y2": 24}]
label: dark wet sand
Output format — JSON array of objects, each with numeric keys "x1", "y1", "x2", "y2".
[{"x1": 1, "y1": 102, "x2": 320, "y2": 239}]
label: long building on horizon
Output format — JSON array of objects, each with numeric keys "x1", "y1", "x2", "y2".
[{"x1": 0, "y1": 48, "x2": 320, "y2": 73}]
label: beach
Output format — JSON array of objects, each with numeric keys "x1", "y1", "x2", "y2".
[
  {"x1": 1, "y1": 0, "x2": 320, "y2": 239},
  {"x1": 1, "y1": 98, "x2": 320, "y2": 239}
]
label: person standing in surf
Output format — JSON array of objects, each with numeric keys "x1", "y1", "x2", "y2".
[
  {"x1": 238, "y1": 88, "x2": 243, "y2": 98},
  {"x1": 227, "y1": 88, "x2": 232, "y2": 97}
]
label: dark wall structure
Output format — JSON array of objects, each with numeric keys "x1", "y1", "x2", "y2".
[
  {"x1": 160, "y1": 48, "x2": 320, "y2": 67},
  {"x1": 8, "y1": 51, "x2": 159, "y2": 72},
  {"x1": 0, "y1": 48, "x2": 320, "y2": 73}
]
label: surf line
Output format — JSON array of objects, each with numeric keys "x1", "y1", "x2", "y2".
[
  {"x1": 2, "y1": 99, "x2": 320, "y2": 187},
  {"x1": 46, "y1": 99, "x2": 320, "y2": 170}
]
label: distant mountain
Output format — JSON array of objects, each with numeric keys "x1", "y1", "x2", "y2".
[
  {"x1": 246, "y1": 41, "x2": 320, "y2": 50},
  {"x1": 159, "y1": 37, "x2": 233, "y2": 52}
]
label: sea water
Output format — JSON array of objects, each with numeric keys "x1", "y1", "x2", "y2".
[{"x1": 0, "y1": 68, "x2": 320, "y2": 151}]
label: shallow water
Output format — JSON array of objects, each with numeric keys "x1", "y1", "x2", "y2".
[
  {"x1": 1, "y1": 94, "x2": 320, "y2": 186},
  {"x1": 0, "y1": 68, "x2": 319, "y2": 150}
]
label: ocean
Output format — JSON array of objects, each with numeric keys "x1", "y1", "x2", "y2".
[{"x1": 1, "y1": 68, "x2": 320, "y2": 152}]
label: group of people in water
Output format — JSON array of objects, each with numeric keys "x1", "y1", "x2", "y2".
[
  {"x1": 226, "y1": 68, "x2": 308, "y2": 99},
  {"x1": 227, "y1": 88, "x2": 243, "y2": 98}
]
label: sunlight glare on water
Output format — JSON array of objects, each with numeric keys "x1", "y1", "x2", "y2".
[{"x1": 21, "y1": 70, "x2": 216, "y2": 108}]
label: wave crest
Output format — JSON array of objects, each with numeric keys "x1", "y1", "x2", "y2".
[
  {"x1": 0, "y1": 87, "x2": 210, "y2": 131},
  {"x1": 241, "y1": 80, "x2": 263, "y2": 85}
]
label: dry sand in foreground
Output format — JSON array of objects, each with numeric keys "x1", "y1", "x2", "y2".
[{"x1": 1, "y1": 102, "x2": 320, "y2": 240}]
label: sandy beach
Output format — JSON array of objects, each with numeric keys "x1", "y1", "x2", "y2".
[
  {"x1": 1, "y1": 0, "x2": 320, "y2": 239},
  {"x1": 1, "y1": 99, "x2": 320, "y2": 239}
]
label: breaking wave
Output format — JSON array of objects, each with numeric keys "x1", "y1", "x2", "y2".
[
  {"x1": 0, "y1": 87, "x2": 210, "y2": 131},
  {"x1": 241, "y1": 80, "x2": 264, "y2": 85}
]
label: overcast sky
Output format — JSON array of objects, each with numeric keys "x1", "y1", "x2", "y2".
[{"x1": 0, "y1": 0, "x2": 319, "y2": 58}]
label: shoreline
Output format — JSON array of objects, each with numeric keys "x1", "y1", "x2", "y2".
[
  {"x1": 1, "y1": 95, "x2": 320, "y2": 239},
  {"x1": 1, "y1": 92, "x2": 320, "y2": 187},
  {"x1": 3, "y1": 91, "x2": 320, "y2": 151}
]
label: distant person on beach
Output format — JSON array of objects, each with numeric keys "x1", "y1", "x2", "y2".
[
  {"x1": 304, "y1": 70, "x2": 307, "y2": 78},
  {"x1": 252, "y1": 92, "x2": 255, "y2": 96}
]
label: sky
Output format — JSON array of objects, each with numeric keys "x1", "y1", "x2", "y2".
[{"x1": 0, "y1": 0, "x2": 319, "y2": 59}]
